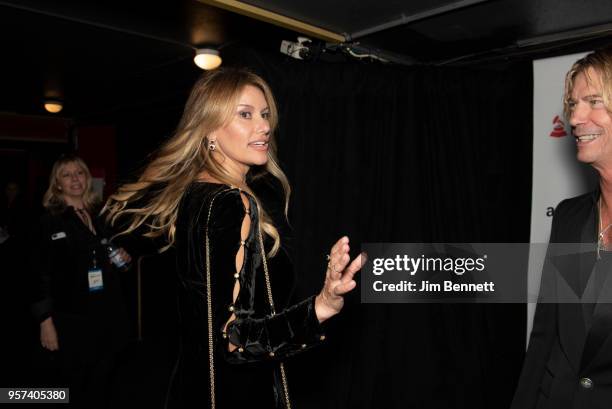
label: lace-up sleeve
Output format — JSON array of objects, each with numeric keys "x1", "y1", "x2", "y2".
[{"x1": 206, "y1": 188, "x2": 326, "y2": 364}]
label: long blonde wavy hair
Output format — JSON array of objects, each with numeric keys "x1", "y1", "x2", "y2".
[
  {"x1": 103, "y1": 67, "x2": 290, "y2": 255},
  {"x1": 43, "y1": 154, "x2": 99, "y2": 210}
]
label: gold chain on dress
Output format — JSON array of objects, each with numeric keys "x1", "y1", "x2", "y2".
[
  {"x1": 258, "y1": 228, "x2": 292, "y2": 409},
  {"x1": 204, "y1": 188, "x2": 292, "y2": 409},
  {"x1": 204, "y1": 191, "x2": 224, "y2": 409}
]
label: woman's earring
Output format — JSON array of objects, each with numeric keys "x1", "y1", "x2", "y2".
[{"x1": 208, "y1": 140, "x2": 216, "y2": 152}]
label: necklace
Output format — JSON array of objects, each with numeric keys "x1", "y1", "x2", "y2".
[
  {"x1": 598, "y1": 198, "x2": 612, "y2": 259},
  {"x1": 75, "y1": 207, "x2": 96, "y2": 234}
]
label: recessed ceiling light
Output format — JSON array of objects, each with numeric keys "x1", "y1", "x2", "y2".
[
  {"x1": 44, "y1": 100, "x2": 63, "y2": 113},
  {"x1": 194, "y1": 48, "x2": 222, "y2": 70}
]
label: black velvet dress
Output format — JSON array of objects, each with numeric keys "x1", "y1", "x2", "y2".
[{"x1": 166, "y1": 182, "x2": 326, "y2": 409}]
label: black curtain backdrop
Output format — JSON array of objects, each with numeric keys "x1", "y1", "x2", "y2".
[{"x1": 114, "y1": 46, "x2": 533, "y2": 409}]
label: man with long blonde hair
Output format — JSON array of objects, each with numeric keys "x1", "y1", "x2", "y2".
[{"x1": 512, "y1": 47, "x2": 612, "y2": 409}]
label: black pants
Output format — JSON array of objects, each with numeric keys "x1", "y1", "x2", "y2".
[{"x1": 49, "y1": 312, "x2": 128, "y2": 409}]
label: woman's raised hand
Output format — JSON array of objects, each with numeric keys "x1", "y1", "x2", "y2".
[{"x1": 315, "y1": 236, "x2": 365, "y2": 323}]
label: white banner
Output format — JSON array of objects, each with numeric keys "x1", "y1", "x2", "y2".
[{"x1": 528, "y1": 52, "x2": 596, "y2": 342}]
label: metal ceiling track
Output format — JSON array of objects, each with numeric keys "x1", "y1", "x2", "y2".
[
  {"x1": 516, "y1": 23, "x2": 612, "y2": 47},
  {"x1": 347, "y1": 0, "x2": 489, "y2": 40},
  {"x1": 198, "y1": 0, "x2": 346, "y2": 43},
  {"x1": 435, "y1": 22, "x2": 612, "y2": 66}
]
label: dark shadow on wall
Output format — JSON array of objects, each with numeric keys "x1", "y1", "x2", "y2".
[{"x1": 221, "y1": 46, "x2": 532, "y2": 409}]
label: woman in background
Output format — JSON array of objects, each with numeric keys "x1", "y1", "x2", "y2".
[
  {"x1": 32, "y1": 154, "x2": 130, "y2": 408},
  {"x1": 104, "y1": 68, "x2": 363, "y2": 408}
]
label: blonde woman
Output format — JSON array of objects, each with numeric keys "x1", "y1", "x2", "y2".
[
  {"x1": 104, "y1": 68, "x2": 363, "y2": 408},
  {"x1": 32, "y1": 154, "x2": 130, "y2": 408}
]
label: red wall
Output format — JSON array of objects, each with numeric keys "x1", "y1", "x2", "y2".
[{"x1": 0, "y1": 114, "x2": 118, "y2": 207}]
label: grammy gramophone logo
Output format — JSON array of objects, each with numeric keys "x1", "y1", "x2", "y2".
[{"x1": 549, "y1": 115, "x2": 568, "y2": 138}]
